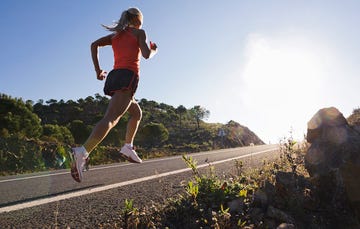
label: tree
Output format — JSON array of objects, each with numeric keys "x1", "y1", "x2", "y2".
[
  {"x1": 137, "y1": 122, "x2": 169, "y2": 148},
  {"x1": 46, "y1": 99, "x2": 57, "y2": 105},
  {"x1": 191, "y1": 106, "x2": 210, "y2": 129},
  {"x1": 68, "y1": 120, "x2": 91, "y2": 144},
  {"x1": 348, "y1": 107, "x2": 360, "y2": 126},
  {"x1": 42, "y1": 124, "x2": 74, "y2": 144},
  {"x1": 0, "y1": 94, "x2": 42, "y2": 138},
  {"x1": 176, "y1": 105, "x2": 187, "y2": 128}
]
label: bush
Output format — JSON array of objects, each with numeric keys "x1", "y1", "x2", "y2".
[
  {"x1": 0, "y1": 94, "x2": 42, "y2": 138},
  {"x1": 42, "y1": 124, "x2": 74, "y2": 144},
  {"x1": 0, "y1": 135, "x2": 45, "y2": 174}
]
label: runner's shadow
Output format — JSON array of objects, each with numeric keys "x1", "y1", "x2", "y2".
[{"x1": 0, "y1": 184, "x2": 104, "y2": 208}]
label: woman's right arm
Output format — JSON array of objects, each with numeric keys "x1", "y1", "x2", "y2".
[{"x1": 91, "y1": 34, "x2": 113, "y2": 80}]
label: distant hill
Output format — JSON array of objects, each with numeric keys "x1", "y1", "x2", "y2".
[{"x1": 26, "y1": 94, "x2": 265, "y2": 149}]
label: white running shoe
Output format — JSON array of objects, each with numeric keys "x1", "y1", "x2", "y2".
[
  {"x1": 70, "y1": 147, "x2": 87, "y2": 182},
  {"x1": 120, "y1": 145, "x2": 142, "y2": 163}
]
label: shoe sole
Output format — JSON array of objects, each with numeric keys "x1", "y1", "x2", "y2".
[
  {"x1": 120, "y1": 153, "x2": 142, "y2": 164},
  {"x1": 69, "y1": 151, "x2": 82, "y2": 183}
]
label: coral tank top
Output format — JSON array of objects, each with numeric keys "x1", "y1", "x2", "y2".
[{"x1": 112, "y1": 27, "x2": 141, "y2": 74}]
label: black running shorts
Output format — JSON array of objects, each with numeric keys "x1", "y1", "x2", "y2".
[{"x1": 103, "y1": 69, "x2": 139, "y2": 97}]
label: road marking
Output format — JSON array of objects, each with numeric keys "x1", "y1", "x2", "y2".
[
  {"x1": 0, "y1": 148, "x2": 276, "y2": 213},
  {"x1": 0, "y1": 163, "x2": 133, "y2": 183},
  {"x1": 0, "y1": 145, "x2": 275, "y2": 183}
]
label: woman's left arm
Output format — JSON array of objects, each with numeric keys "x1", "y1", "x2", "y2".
[{"x1": 138, "y1": 29, "x2": 157, "y2": 59}]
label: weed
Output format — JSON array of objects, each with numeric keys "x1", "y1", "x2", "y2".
[
  {"x1": 182, "y1": 155, "x2": 200, "y2": 178},
  {"x1": 187, "y1": 181, "x2": 199, "y2": 204},
  {"x1": 234, "y1": 159, "x2": 244, "y2": 176},
  {"x1": 121, "y1": 199, "x2": 139, "y2": 229}
]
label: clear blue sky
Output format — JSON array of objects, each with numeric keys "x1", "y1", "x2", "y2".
[{"x1": 1, "y1": 0, "x2": 360, "y2": 143}]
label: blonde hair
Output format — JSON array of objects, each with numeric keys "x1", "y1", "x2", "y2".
[{"x1": 102, "y1": 7, "x2": 143, "y2": 32}]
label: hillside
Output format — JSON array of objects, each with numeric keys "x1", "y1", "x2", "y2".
[{"x1": 0, "y1": 93, "x2": 264, "y2": 174}]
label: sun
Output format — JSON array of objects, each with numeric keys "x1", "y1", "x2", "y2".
[
  {"x1": 239, "y1": 32, "x2": 332, "y2": 141},
  {"x1": 242, "y1": 33, "x2": 325, "y2": 100}
]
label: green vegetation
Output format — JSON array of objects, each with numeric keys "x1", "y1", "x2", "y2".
[
  {"x1": 100, "y1": 136, "x2": 358, "y2": 228},
  {"x1": 348, "y1": 107, "x2": 360, "y2": 126},
  {"x1": 0, "y1": 93, "x2": 264, "y2": 175}
]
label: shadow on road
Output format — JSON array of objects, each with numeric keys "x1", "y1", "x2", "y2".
[{"x1": 0, "y1": 184, "x2": 104, "y2": 208}]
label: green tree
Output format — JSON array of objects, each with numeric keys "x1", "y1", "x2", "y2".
[
  {"x1": 68, "y1": 120, "x2": 91, "y2": 144},
  {"x1": 137, "y1": 122, "x2": 169, "y2": 148},
  {"x1": 42, "y1": 124, "x2": 74, "y2": 144},
  {"x1": 0, "y1": 94, "x2": 42, "y2": 138},
  {"x1": 348, "y1": 107, "x2": 360, "y2": 126},
  {"x1": 176, "y1": 105, "x2": 187, "y2": 128},
  {"x1": 191, "y1": 106, "x2": 210, "y2": 129}
]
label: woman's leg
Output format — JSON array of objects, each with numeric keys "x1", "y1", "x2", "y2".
[
  {"x1": 125, "y1": 100, "x2": 142, "y2": 145},
  {"x1": 119, "y1": 100, "x2": 143, "y2": 163},
  {"x1": 83, "y1": 91, "x2": 133, "y2": 153}
]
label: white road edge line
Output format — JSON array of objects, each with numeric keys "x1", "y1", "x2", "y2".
[
  {"x1": 0, "y1": 145, "x2": 270, "y2": 183},
  {"x1": 0, "y1": 148, "x2": 276, "y2": 213}
]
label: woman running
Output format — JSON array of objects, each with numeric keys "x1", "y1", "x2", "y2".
[{"x1": 70, "y1": 7, "x2": 157, "y2": 182}]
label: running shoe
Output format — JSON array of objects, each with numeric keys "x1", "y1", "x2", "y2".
[
  {"x1": 83, "y1": 157, "x2": 90, "y2": 171},
  {"x1": 120, "y1": 145, "x2": 142, "y2": 163},
  {"x1": 70, "y1": 147, "x2": 86, "y2": 182}
]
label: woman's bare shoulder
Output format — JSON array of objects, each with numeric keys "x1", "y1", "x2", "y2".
[{"x1": 129, "y1": 28, "x2": 146, "y2": 41}]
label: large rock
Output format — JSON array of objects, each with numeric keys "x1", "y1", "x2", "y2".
[
  {"x1": 305, "y1": 107, "x2": 360, "y2": 175},
  {"x1": 305, "y1": 107, "x2": 360, "y2": 205}
]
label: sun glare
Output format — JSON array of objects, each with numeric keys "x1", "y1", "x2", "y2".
[
  {"x1": 242, "y1": 33, "x2": 325, "y2": 101},
  {"x1": 240, "y1": 32, "x2": 332, "y2": 141}
]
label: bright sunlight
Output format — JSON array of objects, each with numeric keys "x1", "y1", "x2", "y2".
[{"x1": 240, "y1": 31, "x2": 334, "y2": 142}]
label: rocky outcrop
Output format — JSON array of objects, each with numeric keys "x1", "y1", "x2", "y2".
[{"x1": 305, "y1": 107, "x2": 360, "y2": 217}]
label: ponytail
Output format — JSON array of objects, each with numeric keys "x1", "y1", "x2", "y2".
[{"x1": 102, "y1": 7, "x2": 143, "y2": 32}]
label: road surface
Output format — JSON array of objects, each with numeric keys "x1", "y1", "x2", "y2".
[{"x1": 0, "y1": 144, "x2": 279, "y2": 228}]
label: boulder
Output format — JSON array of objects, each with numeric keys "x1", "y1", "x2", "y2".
[
  {"x1": 305, "y1": 107, "x2": 360, "y2": 177},
  {"x1": 307, "y1": 107, "x2": 348, "y2": 144},
  {"x1": 305, "y1": 107, "x2": 360, "y2": 206}
]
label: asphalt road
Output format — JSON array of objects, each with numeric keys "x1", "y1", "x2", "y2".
[{"x1": 0, "y1": 144, "x2": 279, "y2": 228}]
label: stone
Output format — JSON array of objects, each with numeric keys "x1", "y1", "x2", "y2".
[
  {"x1": 253, "y1": 189, "x2": 268, "y2": 208},
  {"x1": 340, "y1": 161, "x2": 360, "y2": 202},
  {"x1": 277, "y1": 223, "x2": 296, "y2": 229},
  {"x1": 227, "y1": 198, "x2": 244, "y2": 213},
  {"x1": 305, "y1": 107, "x2": 360, "y2": 176},
  {"x1": 275, "y1": 171, "x2": 296, "y2": 198},
  {"x1": 248, "y1": 207, "x2": 264, "y2": 225},
  {"x1": 266, "y1": 206, "x2": 295, "y2": 224},
  {"x1": 307, "y1": 107, "x2": 347, "y2": 144},
  {"x1": 305, "y1": 107, "x2": 360, "y2": 220}
]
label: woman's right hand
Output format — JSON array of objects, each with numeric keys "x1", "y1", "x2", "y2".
[{"x1": 96, "y1": 69, "x2": 107, "y2": 80}]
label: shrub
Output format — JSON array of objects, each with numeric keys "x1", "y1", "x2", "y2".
[{"x1": 0, "y1": 135, "x2": 45, "y2": 174}]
